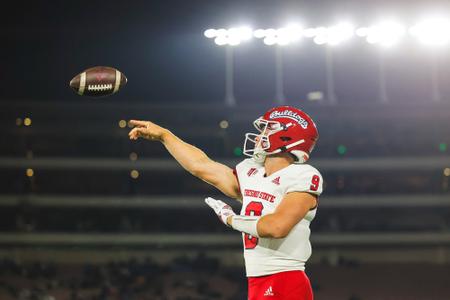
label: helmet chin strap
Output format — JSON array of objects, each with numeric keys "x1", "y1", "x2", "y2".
[
  {"x1": 252, "y1": 149, "x2": 267, "y2": 164},
  {"x1": 252, "y1": 139, "x2": 305, "y2": 164}
]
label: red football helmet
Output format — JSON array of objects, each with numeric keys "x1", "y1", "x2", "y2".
[{"x1": 243, "y1": 106, "x2": 319, "y2": 163}]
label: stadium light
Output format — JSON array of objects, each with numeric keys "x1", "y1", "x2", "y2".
[
  {"x1": 207, "y1": 20, "x2": 450, "y2": 48},
  {"x1": 276, "y1": 25, "x2": 303, "y2": 45},
  {"x1": 254, "y1": 25, "x2": 303, "y2": 46},
  {"x1": 204, "y1": 27, "x2": 253, "y2": 46},
  {"x1": 204, "y1": 29, "x2": 217, "y2": 38},
  {"x1": 310, "y1": 22, "x2": 355, "y2": 46},
  {"x1": 26, "y1": 168, "x2": 34, "y2": 177},
  {"x1": 409, "y1": 18, "x2": 450, "y2": 46},
  {"x1": 24, "y1": 117, "x2": 32, "y2": 126},
  {"x1": 357, "y1": 21, "x2": 406, "y2": 47},
  {"x1": 303, "y1": 28, "x2": 317, "y2": 38},
  {"x1": 253, "y1": 29, "x2": 266, "y2": 39},
  {"x1": 129, "y1": 152, "x2": 138, "y2": 161}
]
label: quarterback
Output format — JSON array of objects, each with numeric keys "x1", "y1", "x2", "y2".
[{"x1": 129, "y1": 106, "x2": 323, "y2": 300}]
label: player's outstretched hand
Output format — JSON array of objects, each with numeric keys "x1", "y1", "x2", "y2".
[
  {"x1": 205, "y1": 197, "x2": 236, "y2": 226},
  {"x1": 128, "y1": 120, "x2": 169, "y2": 141}
]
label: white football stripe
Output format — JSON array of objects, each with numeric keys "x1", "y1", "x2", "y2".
[
  {"x1": 79, "y1": 72, "x2": 86, "y2": 95},
  {"x1": 113, "y1": 70, "x2": 121, "y2": 93}
]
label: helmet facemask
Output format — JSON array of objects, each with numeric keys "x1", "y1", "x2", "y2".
[{"x1": 243, "y1": 118, "x2": 285, "y2": 163}]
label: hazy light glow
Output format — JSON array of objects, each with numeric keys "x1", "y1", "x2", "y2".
[
  {"x1": 118, "y1": 120, "x2": 127, "y2": 128},
  {"x1": 355, "y1": 27, "x2": 369, "y2": 37},
  {"x1": 311, "y1": 23, "x2": 354, "y2": 46},
  {"x1": 219, "y1": 120, "x2": 229, "y2": 129},
  {"x1": 216, "y1": 29, "x2": 227, "y2": 36},
  {"x1": 214, "y1": 36, "x2": 228, "y2": 46},
  {"x1": 206, "y1": 20, "x2": 450, "y2": 47},
  {"x1": 254, "y1": 25, "x2": 303, "y2": 46},
  {"x1": 129, "y1": 152, "x2": 138, "y2": 161},
  {"x1": 130, "y1": 170, "x2": 139, "y2": 179},
  {"x1": 358, "y1": 21, "x2": 406, "y2": 47},
  {"x1": 303, "y1": 28, "x2": 317, "y2": 38},
  {"x1": 206, "y1": 27, "x2": 253, "y2": 46},
  {"x1": 253, "y1": 29, "x2": 266, "y2": 38},
  {"x1": 26, "y1": 168, "x2": 34, "y2": 177},
  {"x1": 410, "y1": 18, "x2": 450, "y2": 46},
  {"x1": 263, "y1": 36, "x2": 277, "y2": 46},
  {"x1": 204, "y1": 29, "x2": 217, "y2": 38},
  {"x1": 229, "y1": 27, "x2": 253, "y2": 41}
]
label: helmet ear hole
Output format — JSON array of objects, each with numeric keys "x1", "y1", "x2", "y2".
[{"x1": 280, "y1": 136, "x2": 292, "y2": 142}]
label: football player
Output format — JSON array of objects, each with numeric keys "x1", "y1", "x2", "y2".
[{"x1": 129, "y1": 106, "x2": 323, "y2": 300}]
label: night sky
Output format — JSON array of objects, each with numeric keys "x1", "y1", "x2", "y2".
[{"x1": 3, "y1": 0, "x2": 450, "y2": 105}]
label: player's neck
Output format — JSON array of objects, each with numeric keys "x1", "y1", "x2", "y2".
[{"x1": 264, "y1": 153, "x2": 294, "y2": 177}]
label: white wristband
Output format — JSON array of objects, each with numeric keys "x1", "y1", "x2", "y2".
[{"x1": 230, "y1": 215, "x2": 260, "y2": 237}]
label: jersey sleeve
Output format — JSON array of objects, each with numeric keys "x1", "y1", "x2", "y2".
[
  {"x1": 285, "y1": 165, "x2": 323, "y2": 197},
  {"x1": 234, "y1": 159, "x2": 245, "y2": 185},
  {"x1": 234, "y1": 159, "x2": 250, "y2": 193}
]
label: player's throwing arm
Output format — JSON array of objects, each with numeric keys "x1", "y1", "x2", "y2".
[{"x1": 128, "y1": 120, "x2": 241, "y2": 199}]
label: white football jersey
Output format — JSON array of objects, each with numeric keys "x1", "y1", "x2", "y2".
[{"x1": 234, "y1": 158, "x2": 323, "y2": 277}]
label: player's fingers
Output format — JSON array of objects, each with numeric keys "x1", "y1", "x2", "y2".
[
  {"x1": 129, "y1": 120, "x2": 149, "y2": 128},
  {"x1": 128, "y1": 127, "x2": 137, "y2": 136},
  {"x1": 205, "y1": 197, "x2": 218, "y2": 210},
  {"x1": 128, "y1": 129, "x2": 136, "y2": 140},
  {"x1": 205, "y1": 197, "x2": 213, "y2": 206},
  {"x1": 135, "y1": 128, "x2": 150, "y2": 138},
  {"x1": 128, "y1": 128, "x2": 142, "y2": 140},
  {"x1": 205, "y1": 197, "x2": 219, "y2": 205}
]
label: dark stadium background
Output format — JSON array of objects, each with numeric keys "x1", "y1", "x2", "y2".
[{"x1": 1, "y1": 0, "x2": 450, "y2": 299}]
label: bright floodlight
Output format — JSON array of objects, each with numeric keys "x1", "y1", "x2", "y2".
[
  {"x1": 311, "y1": 23, "x2": 354, "y2": 46},
  {"x1": 312, "y1": 27, "x2": 327, "y2": 45},
  {"x1": 206, "y1": 27, "x2": 253, "y2": 46},
  {"x1": 253, "y1": 29, "x2": 266, "y2": 38},
  {"x1": 410, "y1": 18, "x2": 450, "y2": 46},
  {"x1": 303, "y1": 28, "x2": 317, "y2": 38},
  {"x1": 277, "y1": 25, "x2": 303, "y2": 45},
  {"x1": 328, "y1": 22, "x2": 354, "y2": 45},
  {"x1": 228, "y1": 27, "x2": 253, "y2": 41},
  {"x1": 263, "y1": 36, "x2": 277, "y2": 46},
  {"x1": 355, "y1": 27, "x2": 369, "y2": 37},
  {"x1": 204, "y1": 29, "x2": 217, "y2": 38},
  {"x1": 358, "y1": 21, "x2": 406, "y2": 47},
  {"x1": 254, "y1": 25, "x2": 303, "y2": 46},
  {"x1": 214, "y1": 36, "x2": 228, "y2": 46}
]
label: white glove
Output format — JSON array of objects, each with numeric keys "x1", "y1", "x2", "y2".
[{"x1": 205, "y1": 197, "x2": 236, "y2": 226}]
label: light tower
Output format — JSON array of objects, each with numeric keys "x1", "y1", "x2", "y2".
[
  {"x1": 356, "y1": 21, "x2": 406, "y2": 104},
  {"x1": 410, "y1": 18, "x2": 450, "y2": 103},
  {"x1": 253, "y1": 25, "x2": 303, "y2": 105},
  {"x1": 204, "y1": 27, "x2": 253, "y2": 107},
  {"x1": 309, "y1": 23, "x2": 355, "y2": 105}
]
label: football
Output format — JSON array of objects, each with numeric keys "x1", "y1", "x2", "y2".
[{"x1": 69, "y1": 66, "x2": 127, "y2": 97}]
